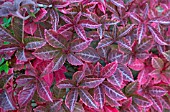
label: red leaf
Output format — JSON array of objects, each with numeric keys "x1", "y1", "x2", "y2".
[
  {"x1": 101, "y1": 62, "x2": 118, "y2": 78},
  {"x1": 102, "y1": 81, "x2": 126, "y2": 101},
  {"x1": 110, "y1": 0, "x2": 125, "y2": 8},
  {"x1": 80, "y1": 78, "x2": 105, "y2": 88},
  {"x1": 37, "y1": 79, "x2": 53, "y2": 102},
  {"x1": 33, "y1": 8, "x2": 47, "y2": 22},
  {"x1": 128, "y1": 12, "x2": 142, "y2": 23},
  {"x1": 128, "y1": 59, "x2": 144, "y2": 71},
  {"x1": 103, "y1": 104, "x2": 119, "y2": 112},
  {"x1": 149, "y1": 17, "x2": 170, "y2": 25},
  {"x1": 42, "y1": 73, "x2": 54, "y2": 86},
  {"x1": 149, "y1": 96, "x2": 163, "y2": 112},
  {"x1": 148, "y1": 25, "x2": 167, "y2": 45},
  {"x1": 94, "y1": 86, "x2": 104, "y2": 109},
  {"x1": 52, "y1": 54, "x2": 67, "y2": 71},
  {"x1": 24, "y1": 22, "x2": 37, "y2": 35},
  {"x1": 74, "y1": 12, "x2": 82, "y2": 24},
  {"x1": 65, "y1": 89, "x2": 78, "y2": 112},
  {"x1": 18, "y1": 81, "x2": 36, "y2": 107},
  {"x1": 78, "y1": 89, "x2": 98, "y2": 109},
  {"x1": 57, "y1": 24, "x2": 73, "y2": 34}
]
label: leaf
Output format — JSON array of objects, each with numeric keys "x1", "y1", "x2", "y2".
[
  {"x1": 108, "y1": 50, "x2": 123, "y2": 62},
  {"x1": 72, "y1": 70, "x2": 85, "y2": 84},
  {"x1": 110, "y1": 0, "x2": 125, "y2": 8},
  {"x1": 0, "y1": 26, "x2": 19, "y2": 44},
  {"x1": 148, "y1": 25, "x2": 167, "y2": 45},
  {"x1": 118, "y1": 24, "x2": 135, "y2": 38},
  {"x1": 96, "y1": 38, "x2": 113, "y2": 49},
  {"x1": 33, "y1": 44, "x2": 58, "y2": 60},
  {"x1": 0, "y1": 45, "x2": 18, "y2": 53},
  {"x1": 162, "y1": 50, "x2": 170, "y2": 61},
  {"x1": 117, "y1": 63, "x2": 134, "y2": 82},
  {"x1": 50, "y1": 99, "x2": 63, "y2": 112},
  {"x1": 70, "y1": 38, "x2": 92, "y2": 52},
  {"x1": 60, "y1": 15, "x2": 72, "y2": 24},
  {"x1": 102, "y1": 81, "x2": 126, "y2": 101},
  {"x1": 148, "y1": 86, "x2": 167, "y2": 97},
  {"x1": 136, "y1": 38, "x2": 153, "y2": 52},
  {"x1": 149, "y1": 96, "x2": 163, "y2": 112},
  {"x1": 33, "y1": 8, "x2": 47, "y2": 22},
  {"x1": 151, "y1": 57, "x2": 164, "y2": 69},
  {"x1": 159, "y1": 95, "x2": 170, "y2": 109},
  {"x1": 74, "y1": 102, "x2": 85, "y2": 112},
  {"x1": 67, "y1": 53, "x2": 83, "y2": 66},
  {"x1": 97, "y1": 46, "x2": 110, "y2": 59},
  {"x1": 125, "y1": 81, "x2": 139, "y2": 95},
  {"x1": 76, "y1": 47, "x2": 100, "y2": 63},
  {"x1": 24, "y1": 22, "x2": 37, "y2": 35},
  {"x1": 57, "y1": 79, "x2": 75, "y2": 89},
  {"x1": 80, "y1": 19, "x2": 102, "y2": 29},
  {"x1": 50, "y1": 9, "x2": 59, "y2": 31},
  {"x1": 15, "y1": 49, "x2": 27, "y2": 62},
  {"x1": 65, "y1": 89, "x2": 78, "y2": 112},
  {"x1": 0, "y1": 90, "x2": 16, "y2": 110},
  {"x1": 12, "y1": 17, "x2": 24, "y2": 42},
  {"x1": 24, "y1": 37, "x2": 46, "y2": 50},
  {"x1": 74, "y1": 25, "x2": 87, "y2": 40},
  {"x1": 94, "y1": 86, "x2": 105, "y2": 109},
  {"x1": 52, "y1": 54, "x2": 67, "y2": 71},
  {"x1": 128, "y1": 59, "x2": 144, "y2": 71},
  {"x1": 78, "y1": 89, "x2": 98, "y2": 109},
  {"x1": 74, "y1": 12, "x2": 81, "y2": 24},
  {"x1": 107, "y1": 69, "x2": 123, "y2": 88},
  {"x1": 57, "y1": 24, "x2": 73, "y2": 34},
  {"x1": 128, "y1": 12, "x2": 142, "y2": 23},
  {"x1": 37, "y1": 79, "x2": 53, "y2": 102},
  {"x1": 136, "y1": 52, "x2": 150, "y2": 60},
  {"x1": 137, "y1": 23, "x2": 145, "y2": 44},
  {"x1": 101, "y1": 61, "x2": 118, "y2": 78},
  {"x1": 93, "y1": 62, "x2": 103, "y2": 77},
  {"x1": 149, "y1": 17, "x2": 170, "y2": 25},
  {"x1": 18, "y1": 81, "x2": 36, "y2": 107},
  {"x1": 80, "y1": 78, "x2": 105, "y2": 88},
  {"x1": 45, "y1": 29, "x2": 65, "y2": 48}
]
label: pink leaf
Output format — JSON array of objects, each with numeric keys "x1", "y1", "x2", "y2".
[
  {"x1": 74, "y1": 25, "x2": 87, "y2": 40},
  {"x1": 78, "y1": 89, "x2": 98, "y2": 109},
  {"x1": 108, "y1": 50, "x2": 124, "y2": 62},
  {"x1": 110, "y1": 0, "x2": 125, "y2": 8},
  {"x1": 42, "y1": 73, "x2": 54, "y2": 86},
  {"x1": 33, "y1": 8, "x2": 47, "y2": 22},
  {"x1": 57, "y1": 24, "x2": 73, "y2": 34},
  {"x1": 148, "y1": 86, "x2": 168, "y2": 97},
  {"x1": 57, "y1": 79, "x2": 74, "y2": 89},
  {"x1": 125, "y1": 81, "x2": 139, "y2": 95},
  {"x1": 37, "y1": 79, "x2": 53, "y2": 102},
  {"x1": 93, "y1": 62, "x2": 103, "y2": 77},
  {"x1": 136, "y1": 38, "x2": 153, "y2": 52},
  {"x1": 18, "y1": 81, "x2": 36, "y2": 107},
  {"x1": 67, "y1": 53, "x2": 83, "y2": 66},
  {"x1": 101, "y1": 61, "x2": 118, "y2": 78},
  {"x1": 107, "y1": 69, "x2": 123, "y2": 88},
  {"x1": 70, "y1": 38, "x2": 92, "y2": 52},
  {"x1": 80, "y1": 19, "x2": 102, "y2": 29},
  {"x1": 74, "y1": 12, "x2": 82, "y2": 24},
  {"x1": 102, "y1": 81, "x2": 127, "y2": 101},
  {"x1": 148, "y1": 25, "x2": 167, "y2": 45},
  {"x1": 94, "y1": 86, "x2": 105, "y2": 109},
  {"x1": 96, "y1": 38, "x2": 113, "y2": 49},
  {"x1": 128, "y1": 59, "x2": 144, "y2": 71},
  {"x1": 65, "y1": 89, "x2": 78, "y2": 112},
  {"x1": 52, "y1": 55, "x2": 67, "y2": 71},
  {"x1": 76, "y1": 47, "x2": 100, "y2": 63},
  {"x1": 151, "y1": 57, "x2": 164, "y2": 69},
  {"x1": 137, "y1": 23, "x2": 146, "y2": 44},
  {"x1": 45, "y1": 29, "x2": 65, "y2": 48},
  {"x1": 80, "y1": 78, "x2": 105, "y2": 88}
]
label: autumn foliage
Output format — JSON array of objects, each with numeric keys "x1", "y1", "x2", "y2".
[{"x1": 0, "y1": 0, "x2": 170, "y2": 112}]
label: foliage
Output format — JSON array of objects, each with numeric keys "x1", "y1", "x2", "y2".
[{"x1": 0, "y1": 0, "x2": 170, "y2": 112}]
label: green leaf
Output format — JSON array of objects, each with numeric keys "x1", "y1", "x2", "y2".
[
  {"x1": 0, "y1": 61, "x2": 9, "y2": 73},
  {"x1": 3, "y1": 41, "x2": 10, "y2": 45},
  {"x1": 0, "y1": 58, "x2": 5, "y2": 65},
  {"x1": 2, "y1": 17, "x2": 12, "y2": 28}
]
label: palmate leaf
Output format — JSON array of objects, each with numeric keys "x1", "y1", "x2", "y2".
[
  {"x1": 65, "y1": 89, "x2": 78, "y2": 112},
  {"x1": 18, "y1": 81, "x2": 36, "y2": 107},
  {"x1": 78, "y1": 89, "x2": 98, "y2": 109},
  {"x1": 101, "y1": 61, "x2": 118, "y2": 78},
  {"x1": 94, "y1": 86, "x2": 105, "y2": 109},
  {"x1": 76, "y1": 47, "x2": 100, "y2": 63},
  {"x1": 37, "y1": 79, "x2": 53, "y2": 102},
  {"x1": 148, "y1": 25, "x2": 167, "y2": 45},
  {"x1": 102, "y1": 81, "x2": 126, "y2": 101},
  {"x1": 80, "y1": 78, "x2": 105, "y2": 88},
  {"x1": 0, "y1": 90, "x2": 16, "y2": 110}
]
